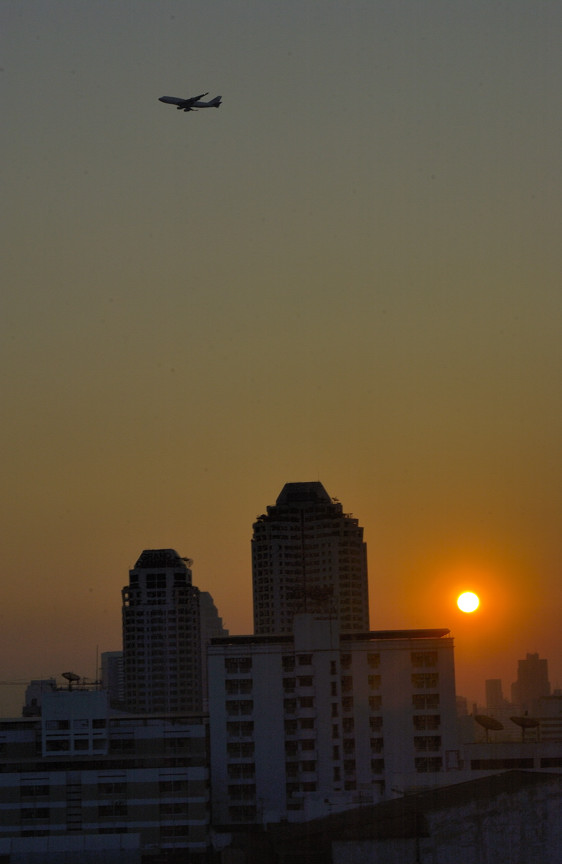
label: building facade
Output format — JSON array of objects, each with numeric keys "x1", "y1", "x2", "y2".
[
  {"x1": 0, "y1": 687, "x2": 209, "y2": 863},
  {"x1": 122, "y1": 549, "x2": 225, "y2": 714},
  {"x1": 208, "y1": 615, "x2": 459, "y2": 827},
  {"x1": 252, "y1": 482, "x2": 369, "y2": 635}
]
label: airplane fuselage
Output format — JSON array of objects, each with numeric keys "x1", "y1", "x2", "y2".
[{"x1": 159, "y1": 93, "x2": 222, "y2": 112}]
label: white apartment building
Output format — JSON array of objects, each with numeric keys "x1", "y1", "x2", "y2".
[
  {"x1": 208, "y1": 615, "x2": 460, "y2": 827},
  {"x1": 0, "y1": 687, "x2": 209, "y2": 863}
]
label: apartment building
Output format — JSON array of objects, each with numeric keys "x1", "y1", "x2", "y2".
[
  {"x1": 122, "y1": 549, "x2": 225, "y2": 714},
  {"x1": 208, "y1": 614, "x2": 459, "y2": 827},
  {"x1": 0, "y1": 687, "x2": 209, "y2": 863}
]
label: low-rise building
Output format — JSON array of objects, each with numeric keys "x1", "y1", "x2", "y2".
[{"x1": 0, "y1": 686, "x2": 209, "y2": 863}]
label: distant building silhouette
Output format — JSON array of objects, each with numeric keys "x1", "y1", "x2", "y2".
[
  {"x1": 252, "y1": 482, "x2": 369, "y2": 634},
  {"x1": 100, "y1": 650, "x2": 124, "y2": 707},
  {"x1": 122, "y1": 548, "x2": 226, "y2": 713},
  {"x1": 485, "y1": 678, "x2": 506, "y2": 709},
  {"x1": 511, "y1": 652, "x2": 551, "y2": 712}
]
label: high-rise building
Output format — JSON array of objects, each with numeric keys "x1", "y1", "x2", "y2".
[
  {"x1": 511, "y1": 652, "x2": 551, "y2": 711},
  {"x1": 252, "y1": 482, "x2": 369, "y2": 635},
  {"x1": 122, "y1": 548, "x2": 225, "y2": 714}
]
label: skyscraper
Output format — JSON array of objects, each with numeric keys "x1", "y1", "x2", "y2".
[
  {"x1": 511, "y1": 652, "x2": 551, "y2": 711},
  {"x1": 122, "y1": 548, "x2": 226, "y2": 713},
  {"x1": 252, "y1": 482, "x2": 369, "y2": 634}
]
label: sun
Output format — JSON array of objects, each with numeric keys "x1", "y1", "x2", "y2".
[{"x1": 457, "y1": 591, "x2": 480, "y2": 613}]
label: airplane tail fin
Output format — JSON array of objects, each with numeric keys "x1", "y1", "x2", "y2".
[{"x1": 207, "y1": 95, "x2": 222, "y2": 107}]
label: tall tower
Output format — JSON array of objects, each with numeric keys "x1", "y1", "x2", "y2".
[
  {"x1": 252, "y1": 482, "x2": 369, "y2": 634},
  {"x1": 122, "y1": 549, "x2": 203, "y2": 713}
]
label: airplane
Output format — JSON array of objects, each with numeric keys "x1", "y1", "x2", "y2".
[{"x1": 158, "y1": 92, "x2": 222, "y2": 112}]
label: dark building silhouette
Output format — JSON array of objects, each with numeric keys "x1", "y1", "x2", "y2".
[
  {"x1": 511, "y1": 652, "x2": 551, "y2": 712},
  {"x1": 252, "y1": 482, "x2": 369, "y2": 634},
  {"x1": 122, "y1": 548, "x2": 225, "y2": 713},
  {"x1": 485, "y1": 678, "x2": 506, "y2": 709}
]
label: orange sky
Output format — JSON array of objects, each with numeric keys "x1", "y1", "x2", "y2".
[{"x1": 1, "y1": 1, "x2": 561, "y2": 715}]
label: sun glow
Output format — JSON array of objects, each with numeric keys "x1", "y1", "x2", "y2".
[{"x1": 457, "y1": 591, "x2": 480, "y2": 613}]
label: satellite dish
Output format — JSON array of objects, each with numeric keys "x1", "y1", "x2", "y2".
[
  {"x1": 510, "y1": 716, "x2": 540, "y2": 741},
  {"x1": 62, "y1": 672, "x2": 81, "y2": 690},
  {"x1": 510, "y1": 716, "x2": 539, "y2": 728},
  {"x1": 475, "y1": 714, "x2": 504, "y2": 741},
  {"x1": 475, "y1": 715, "x2": 504, "y2": 731}
]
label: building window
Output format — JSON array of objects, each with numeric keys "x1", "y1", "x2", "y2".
[
  {"x1": 228, "y1": 784, "x2": 256, "y2": 800},
  {"x1": 21, "y1": 785, "x2": 49, "y2": 798},
  {"x1": 367, "y1": 653, "x2": 380, "y2": 668},
  {"x1": 369, "y1": 695, "x2": 382, "y2": 711},
  {"x1": 413, "y1": 715, "x2": 440, "y2": 730},
  {"x1": 226, "y1": 700, "x2": 254, "y2": 716},
  {"x1": 415, "y1": 757, "x2": 443, "y2": 773},
  {"x1": 225, "y1": 657, "x2": 252, "y2": 674},
  {"x1": 226, "y1": 679, "x2": 253, "y2": 695},
  {"x1": 368, "y1": 674, "x2": 381, "y2": 690},
  {"x1": 412, "y1": 693, "x2": 440, "y2": 710},
  {"x1": 226, "y1": 721, "x2": 254, "y2": 738},
  {"x1": 411, "y1": 673, "x2": 439, "y2": 689},
  {"x1": 370, "y1": 737, "x2": 384, "y2": 753},
  {"x1": 227, "y1": 763, "x2": 255, "y2": 779},
  {"x1": 369, "y1": 716, "x2": 383, "y2": 732},
  {"x1": 282, "y1": 655, "x2": 295, "y2": 672},
  {"x1": 414, "y1": 735, "x2": 442, "y2": 752},
  {"x1": 371, "y1": 758, "x2": 384, "y2": 774},
  {"x1": 98, "y1": 782, "x2": 127, "y2": 795},
  {"x1": 98, "y1": 802, "x2": 128, "y2": 819},
  {"x1": 411, "y1": 651, "x2": 438, "y2": 667}
]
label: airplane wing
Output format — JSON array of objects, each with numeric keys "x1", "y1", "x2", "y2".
[{"x1": 192, "y1": 95, "x2": 222, "y2": 108}]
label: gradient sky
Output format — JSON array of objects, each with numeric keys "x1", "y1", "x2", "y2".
[{"x1": 2, "y1": 1, "x2": 561, "y2": 716}]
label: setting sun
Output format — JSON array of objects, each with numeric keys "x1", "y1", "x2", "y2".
[{"x1": 457, "y1": 591, "x2": 480, "y2": 613}]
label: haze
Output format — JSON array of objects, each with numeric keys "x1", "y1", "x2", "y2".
[{"x1": 2, "y1": 1, "x2": 561, "y2": 715}]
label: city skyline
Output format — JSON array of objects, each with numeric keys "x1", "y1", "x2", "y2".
[{"x1": 2, "y1": 2, "x2": 561, "y2": 714}]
